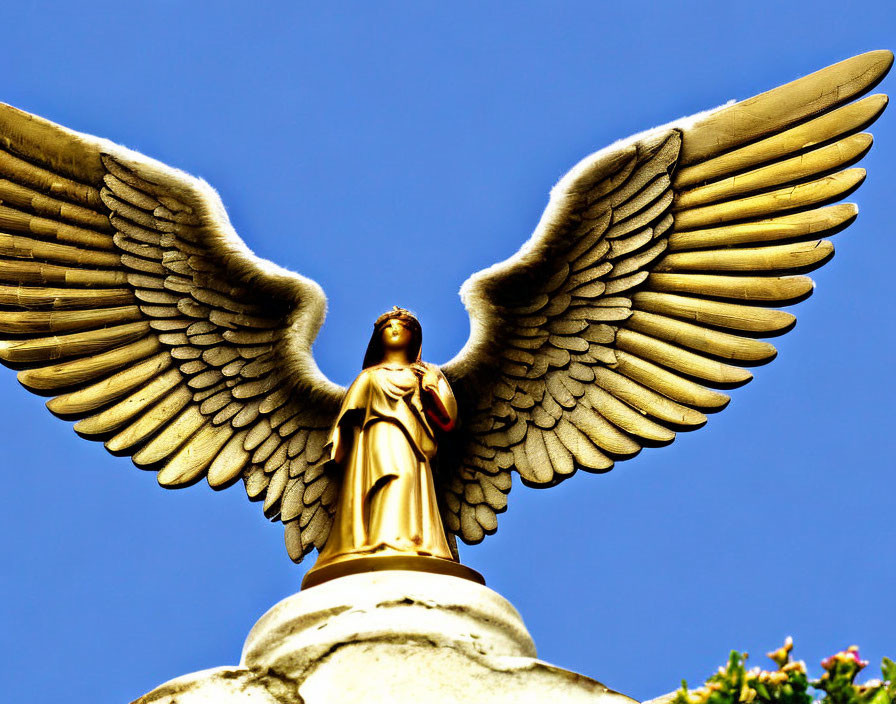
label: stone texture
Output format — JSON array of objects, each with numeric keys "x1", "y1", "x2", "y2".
[{"x1": 134, "y1": 570, "x2": 637, "y2": 704}]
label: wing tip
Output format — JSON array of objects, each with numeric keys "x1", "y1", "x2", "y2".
[
  {"x1": 45, "y1": 396, "x2": 83, "y2": 420},
  {"x1": 680, "y1": 51, "x2": 894, "y2": 165},
  {"x1": 821, "y1": 49, "x2": 892, "y2": 95},
  {"x1": 865, "y1": 48, "x2": 894, "y2": 75},
  {"x1": 104, "y1": 434, "x2": 134, "y2": 456},
  {"x1": 16, "y1": 369, "x2": 59, "y2": 396}
]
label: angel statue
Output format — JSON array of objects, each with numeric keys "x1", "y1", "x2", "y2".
[{"x1": 0, "y1": 51, "x2": 890, "y2": 589}]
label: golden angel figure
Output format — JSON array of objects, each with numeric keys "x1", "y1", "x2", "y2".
[
  {"x1": 312, "y1": 309, "x2": 462, "y2": 584},
  {"x1": 0, "y1": 51, "x2": 890, "y2": 587}
]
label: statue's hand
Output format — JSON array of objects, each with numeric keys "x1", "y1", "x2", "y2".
[{"x1": 412, "y1": 362, "x2": 440, "y2": 390}]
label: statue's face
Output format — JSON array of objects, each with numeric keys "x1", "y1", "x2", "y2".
[{"x1": 381, "y1": 318, "x2": 413, "y2": 352}]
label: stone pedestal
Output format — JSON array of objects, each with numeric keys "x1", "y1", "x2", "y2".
[{"x1": 133, "y1": 571, "x2": 636, "y2": 704}]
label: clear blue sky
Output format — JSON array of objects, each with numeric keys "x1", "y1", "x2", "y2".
[{"x1": 0, "y1": 3, "x2": 893, "y2": 702}]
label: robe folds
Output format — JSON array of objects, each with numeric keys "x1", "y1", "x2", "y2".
[{"x1": 314, "y1": 362, "x2": 457, "y2": 567}]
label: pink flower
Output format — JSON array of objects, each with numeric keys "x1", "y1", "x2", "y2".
[{"x1": 821, "y1": 646, "x2": 868, "y2": 672}]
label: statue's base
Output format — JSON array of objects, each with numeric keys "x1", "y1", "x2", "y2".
[
  {"x1": 301, "y1": 552, "x2": 485, "y2": 589},
  {"x1": 133, "y1": 570, "x2": 637, "y2": 704}
]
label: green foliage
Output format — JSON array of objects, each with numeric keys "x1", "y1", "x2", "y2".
[{"x1": 673, "y1": 641, "x2": 894, "y2": 704}]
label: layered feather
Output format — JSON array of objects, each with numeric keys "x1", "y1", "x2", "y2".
[
  {"x1": 441, "y1": 50, "x2": 891, "y2": 545},
  {"x1": 0, "y1": 104, "x2": 344, "y2": 562}
]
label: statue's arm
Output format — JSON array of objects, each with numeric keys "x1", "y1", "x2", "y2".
[
  {"x1": 328, "y1": 424, "x2": 347, "y2": 465},
  {"x1": 421, "y1": 366, "x2": 457, "y2": 432},
  {"x1": 325, "y1": 372, "x2": 369, "y2": 464}
]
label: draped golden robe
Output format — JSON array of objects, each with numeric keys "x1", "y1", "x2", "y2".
[{"x1": 313, "y1": 362, "x2": 456, "y2": 569}]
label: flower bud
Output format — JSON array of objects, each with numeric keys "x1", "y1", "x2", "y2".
[{"x1": 767, "y1": 637, "x2": 794, "y2": 669}]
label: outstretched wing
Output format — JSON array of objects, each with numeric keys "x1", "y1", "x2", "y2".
[
  {"x1": 0, "y1": 104, "x2": 344, "y2": 561},
  {"x1": 440, "y1": 50, "x2": 892, "y2": 545}
]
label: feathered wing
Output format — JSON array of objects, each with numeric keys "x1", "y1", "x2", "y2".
[
  {"x1": 0, "y1": 105, "x2": 345, "y2": 561},
  {"x1": 440, "y1": 50, "x2": 892, "y2": 545}
]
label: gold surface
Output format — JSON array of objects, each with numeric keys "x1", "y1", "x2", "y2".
[
  {"x1": 0, "y1": 321, "x2": 149, "y2": 363},
  {"x1": 624, "y1": 311, "x2": 777, "y2": 362},
  {"x1": 674, "y1": 134, "x2": 872, "y2": 210},
  {"x1": 630, "y1": 292, "x2": 795, "y2": 334},
  {"x1": 674, "y1": 95, "x2": 887, "y2": 189},
  {"x1": 672, "y1": 169, "x2": 866, "y2": 230},
  {"x1": 666, "y1": 205, "x2": 856, "y2": 251},
  {"x1": 47, "y1": 352, "x2": 172, "y2": 416},
  {"x1": 0, "y1": 51, "x2": 889, "y2": 578},
  {"x1": 679, "y1": 50, "x2": 893, "y2": 163},
  {"x1": 655, "y1": 240, "x2": 834, "y2": 274},
  {"x1": 645, "y1": 273, "x2": 815, "y2": 301},
  {"x1": 301, "y1": 554, "x2": 485, "y2": 590}
]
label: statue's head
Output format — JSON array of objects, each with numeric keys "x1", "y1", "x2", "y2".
[{"x1": 362, "y1": 307, "x2": 423, "y2": 368}]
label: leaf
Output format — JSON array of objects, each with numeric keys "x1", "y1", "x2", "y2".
[{"x1": 881, "y1": 658, "x2": 896, "y2": 684}]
